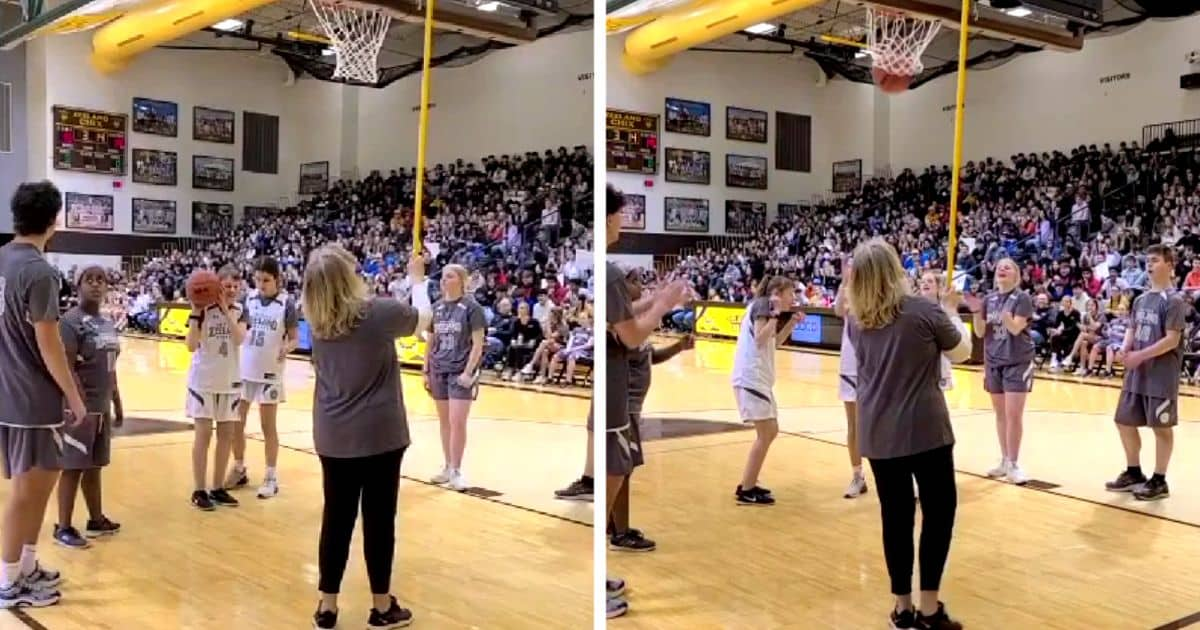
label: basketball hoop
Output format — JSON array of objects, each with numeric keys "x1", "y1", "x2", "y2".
[
  {"x1": 866, "y1": 6, "x2": 941, "y2": 93},
  {"x1": 308, "y1": 0, "x2": 393, "y2": 84}
]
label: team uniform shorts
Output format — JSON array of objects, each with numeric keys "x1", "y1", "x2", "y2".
[
  {"x1": 0, "y1": 425, "x2": 64, "y2": 479},
  {"x1": 984, "y1": 361, "x2": 1034, "y2": 394},
  {"x1": 61, "y1": 412, "x2": 112, "y2": 470},
  {"x1": 428, "y1": 371, "x2": 478, "y2": 401},
  {"x1": 734, "y1": 386, "x2": 778, "y2": 422},
  {"x1": 1115, "y1": 391, "x2": 1178, "y2": 428},
  {"x1": 241, "y1": 380, "x2": 286, "y2": 405},
  {"x1": 838, "y1": 374, "x2": 857, "y2": 403},
  {"x1": 186, "y1": 389, "x2": 242, "y2": 423},
  {"x1": 606, "y1": 423, "x2": 640, "y2": 477}
]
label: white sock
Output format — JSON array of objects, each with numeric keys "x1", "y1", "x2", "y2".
[
  {"x1": 852, "y1": 465, "x2": 863, "y2": 477},
  {"x1": 18, "y1": 545, "x2": 36, "y2": 577},
  {"x1": 0, "y1": 562, "x2": 19, "y2": 589},
  {"x1": 234, "y1": 460, "x2": 245, "y2": 470},
  {"x1": 265, "y1": 466, "x2": 276, "y2": 479}
]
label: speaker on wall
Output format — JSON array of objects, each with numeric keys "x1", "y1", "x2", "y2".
[
  {"x1": 1182, "y1": 72, "x2": 1200, "y2": 91},
  {"x1": 1128, "y1": 0, "x2": 1200, "y2": 17}
]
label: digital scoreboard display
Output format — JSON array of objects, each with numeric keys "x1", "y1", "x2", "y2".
[
  {"x1": 606, "y1": 109, "x2": 658, "y2": 174},
  {"x1": 53, "y1": 106, "x2": 127, "y2": 176}
]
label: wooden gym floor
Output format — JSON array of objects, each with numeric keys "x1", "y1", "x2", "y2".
[
  {"x1": 0, "y1": 337, "x2": 591, "y2": 630},
  {"x1": 609, "y1": 339, "x2": 1200, "y2": 630}
]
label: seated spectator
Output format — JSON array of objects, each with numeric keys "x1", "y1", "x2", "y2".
[
  {"x1": 1048, "y1": 296, "x2": 1081, "y2": 370},
  {"x1": 548, "y1": 313, "x2": 594, "y2": 386},
  {"x1": 503, "y1": 302, "x2": 543, "y2": 380}
]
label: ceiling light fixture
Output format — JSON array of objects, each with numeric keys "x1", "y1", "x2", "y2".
[
  {"x1": 744, "y1": 22, "x2": 777, "y2": 35},
  {"x1": 212, "y1": 19, "x2": 244, "y2": 32},
  {"x1": 1005, "y1": 7, "x2": 1033, "y2": 17},
  {"x1": 478, "y1": 1, "x2": 501, "y2": 11}
]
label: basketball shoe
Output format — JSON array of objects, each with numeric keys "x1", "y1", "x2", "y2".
[
  {"x1": 367, "y1": 596, "x2": 413, "y2": 629},
  {"x1": 0, "y1": 580, "x2": 59, "y2": 609},
  {"x1": 257, "y1": 476, "x2": 279, "y2": 499},
  {"x1": 889, "y1": 606, "x2": 917, "y2": 629},
  {"x1": 915, "y1": 602, "x2": 963, "y2": 630},
  {"x1": 735, "y1": 485, "x2": 775, "y2": 505},
  {"x1": 1104, "y1": 468, "x2": 1147, "y2": 492},
  {"x1": 312, "y1": 605, "x2": 337, "y2": 630},
  {"x1": 844, "y1": 473, "x2": 868, "y2": 498},
  {"x1": 985, "y1": 459, "x2": 1009, "y2": 479},
  {"x1": 554, "y1": 477, "x2": 593, "y2": 501},
  {"x1": 430, "y1": 466, "x2": 452, "y2": 485},
  {"x1": 224, "y1": 464, "x2": 249, "y2": 489},
  {"x1": 607, "y1": 596, "x2": 629, "y2": 619},
  {"x1": 610, "y1": 528, "x2": 656, "y2": 552},
  {"x1": 1133, "y1": 476, "x2": 1169, "y2": 501}
]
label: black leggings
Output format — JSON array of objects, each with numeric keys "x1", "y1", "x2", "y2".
[
  {"x1": 318, "y1": 447, "x2": 406, "y2": 595},
  {"x1": 868, "y1": 445, "x2": 957, "y2": 596}
]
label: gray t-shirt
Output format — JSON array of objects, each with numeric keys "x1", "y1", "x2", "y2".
[
  {"x1": 605, "y1": 261, "x2": 634, "y2": 431},
  {"x1": 628, "y1": 345, "x2": 652, "y2": 416},
  {"x1": 0, "y1": 242, "x2": 64, "y2": 427},
  {"x1": 848, "y1": 295, "x2": 962, "y2": 460},
  {"x1": 1124, "y1": 289, "x2": 1188, "y2": 399},
  {"x1": 429, "y1": 297, "x2": 486, "y2": 375},
  {"x1": 983, "y1": 289, "x2": 1035, "y2": 366},
  {"x1": 311, "y1": 298, "x2": 418, "y2": 458},
  {"x1": 60, "y1": 308, "x2": 121, "y2": 414}
]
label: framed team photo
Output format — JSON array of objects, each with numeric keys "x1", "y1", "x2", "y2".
[
  {"x1": 664, "y1": 197, "x2": 709, "y2": 233},
  {"x1": 725, "y1": 200, "x2": 767, "y2": 235},
  {"x1": 299, "y1": 161, "x2": 331, "y2": 194},
  {"x1": 131, "y1": 198, "x2": 177, "y2": 235},
  {"x1": 833, "y1": 159, "x2": 864, "y2": 193},
  {"x1": 664, "y1": 97, "x2": 711, "y2": 137},
  {"x1": 193, "y1": 155, "x2": 235, "y2": 191},
  {"x1": 665, "y1": 148, "x2": 711, "y2": 185},
  {"x1": 192, "y1": 202, "x2": 234, "y2": 237},
  {"x1": 726, "y1": 154, "x2": 768, "y2": 189},
  {"x1": 194, "y1": 106, "x2": 235, "y2": 144},
  {"x1": 64, "y1": 193, "x2": 115, "y2": 231},
  {"x1": 132, "y1": 148, "x2": 178, "y2": 186},
  {"x1": 132, "y1": 97, "x2": 178, "y2": 137},
  {"x1": 726, "y1": 107, "x2": 768, "y2": 143},
  {"x1": 621, "y1": 194, "x2": 646, "y2": 230}
]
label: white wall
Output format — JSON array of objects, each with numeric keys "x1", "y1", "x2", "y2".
[
  {"x1": 606, "y1": 42, "x2": 878, "y2": 235},
  {"x1": 890, "y1": 17, "x2": 1200, "y2": 169},
  {"x1": 0, "y1": 46, "x2": 26, "y2": 234},
  {"x1": 27, "y1": 32, "x2": 343, "y2": 237},
  {"x1": 357, "y1": 29, "x2": 593, "y2": 172}
]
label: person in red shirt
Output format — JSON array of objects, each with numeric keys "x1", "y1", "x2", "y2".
[
  {"x1": 1081, "y1": 268, "x2": 1102, "y2": 297},
  {"x1": 1183, "y1": 259, "x2": 1200, "y2": 294}
]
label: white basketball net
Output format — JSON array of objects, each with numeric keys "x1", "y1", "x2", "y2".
[
  {"x1": 309, "y1": 0, "x2": 393, "y2": 84},
  {"x1": 866, "y1": 6, "x2": 941, "y2": 78}
]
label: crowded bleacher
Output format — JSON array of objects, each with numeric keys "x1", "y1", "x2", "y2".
[
  {"x1": 94, "y1": 146, "x2": 595, "y2": 387},
  {"x1": 658, "y1": 137, "x2": 1200, "y2": 379}
]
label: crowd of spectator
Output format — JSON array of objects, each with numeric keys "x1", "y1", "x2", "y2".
[
  {"x1": 98, "y1": 146, "x2": 596, "y2": 387},
  {"x1": 660, "y1": 139, "x2": 1200, "y2": 378}
]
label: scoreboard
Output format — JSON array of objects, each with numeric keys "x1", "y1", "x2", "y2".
[
  {"x1": 606, "y1": 109, "x2": 658, "y2": 174},
  {"x1": 53, "y1": 106, "x2": 127, "y2": 176}
]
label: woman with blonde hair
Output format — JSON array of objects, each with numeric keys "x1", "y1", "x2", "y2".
[
  {"x1": 305, "y1": 245, "x2": 429, "y2": 630},
  {"x1": 424, "y1": 263, "x2": 487, "y2": 492},
  {"x1": 846, "y1": 238, "x2": 971, "y2": 630},
  {"x1": 965, "y1": 257, "x2": 1035, "y2": 485}
]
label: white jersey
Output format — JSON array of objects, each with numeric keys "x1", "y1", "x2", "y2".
[
  {"x1": 239, "y1": 291, "x2": 296, "y2": 384},
  {"x1": 839, "y1": 321, "x2": 856, "y2": 377},
  {"x1": 730, "y1": 297, "x2": 776, "y2": 392},
  {"x1": 188, "y1": 303, "x2": 244, "y2": 394},
  {"x1": 938, "y1": 354, "x2": 954, "y2": 391}
]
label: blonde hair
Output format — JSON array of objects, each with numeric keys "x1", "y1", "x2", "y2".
[
  {"x1": 994, "y1": 257, "x2": 1021, "y2": 290},
  {"x1": 442, "y1": 264, "x2": 469, "y2": 298},
  {"x1": 921, "y1": 269, "x2": 946, "y2": 301},
  {"x1": 302, "y1": 244, "x2": 368, "y2": 340},
  {"x1": 848, "y1": 238, "x2": 911, "y2": 329}
]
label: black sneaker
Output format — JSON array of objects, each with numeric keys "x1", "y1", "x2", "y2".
[
  {"x1": 52, "y1": 525, "x2": 89, "y2": 549},
  {"x1": 554, "y1": 477, "x2": 594, "y2": 502},
  {"x1": 915, "y1": 602, "x2": 963, "y2": 630},
  {"x1": 1133, "y1": 477, "x2": 1170, "y2": 501},
  {"x1": 85, "y1": 516, "x2": 121, "y2": 538},
  {"x1": 209, "y1": 488, "x2": 239, "y2": 507},
  {"x1": 735, "y1": 485, "x2": 775, "y2": 506},
  {"x1": 890, "y1": 606, "x2": 917, "y2": 629},
  {"x1": 610, "y1": 528, "x2": 656, "y2": 552},
  {"x1": 1104, "y1": 470, "x2": 1147, "y2": 492},
  {"x1": 191, "y1": 490, "x2": 215, "y2": 511},
  {"x1": 368, "y1": 596, "x2": 413, "y2": 629},
  {"x1": 312, "y1": 605, "x2": 338, "y2": 629}
]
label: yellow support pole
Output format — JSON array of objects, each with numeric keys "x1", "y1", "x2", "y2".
[
  {"x1": 945, "y1": 0, "x2": 972, "y2": 291},
  {"x1": 413, "y1": 0, "x2": 436, "y2": 256}
]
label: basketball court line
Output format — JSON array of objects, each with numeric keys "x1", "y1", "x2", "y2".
[
  {"x1": 1154, "y1": 611, "x2": 1200, "y2": 630},
  {"x1": 8, "y1": 608, "x2": 48, "y2": 630}
]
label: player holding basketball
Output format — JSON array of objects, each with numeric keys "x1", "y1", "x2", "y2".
[
  {"x1": 54, "y1": 266, "x2": 123, "y2": 549},
  {"x1": 0, "y1": 181, "x2": 83, "y2": 608},
  {"x1": 966, "y1": 258, "x2": 1034, "y2": 486},
  {"x1": 187, "y1": 266, "x2": 247, "y2": 510},
  {"x1": 226, "y1": 257, "x2": 298, "y2": 499},
  {"x1": 1105, "y1": 244, "x2": 1185, "y2": 501},
  {"x1": 918, "y1": 271, "x2": 956, "y2": 393},
  {"x1": 835, "y1": 257, "x2": 868, "y2": 499},
  {"x1": 732, "y1": 275, "x2": 804, "y2": 506},
  {"x1": 424, "y1": 264, "x2": 486, "y2": 492}
]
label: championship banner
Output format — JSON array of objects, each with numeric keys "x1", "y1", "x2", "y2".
[{"x1": 693, "y1": 302, "x2": 743, "y2": 339}]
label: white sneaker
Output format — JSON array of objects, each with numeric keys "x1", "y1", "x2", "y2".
[
  {"x1": 1050, "y1": 357, "x2": 1061, "y2": 371},
  {"x1": 257, "y1": 476, "x2": 279, "y2": 499},
  {"x1": 843, "y1": 474, "x2": 868, "y2": 498},
  {"x1": 1074, "y1": 366, "x2": 1088, "y2": 376},
  {"x1": 224, "y1": 464, "x2": 248, "y2": 489},
  {"x1": 986, "y1": 459, "x2": 1010, "y2": 478},
  {"x1": 430, "y1": 466, "x2": 451, "y2": 484},
  {"x1": 448, "y1": 470, "x2": 468, "y2": 492},
  {"x1": 0, "y1": 580, "x2": 59, "y2": 609},
  {"x1": 1007, "y1": 463, "x2": 1029, "y2": 485}
]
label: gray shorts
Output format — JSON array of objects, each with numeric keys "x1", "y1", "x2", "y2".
[
  {"x1": 429, "y1": 372, "x2": 477, "y2": 401},
  {"x1": 0, "y1": 426, "x2": 64, "y2": 479},
  {"x1": 606, "y1": 424, "x2": 639, "y2": 477},
  {"x1": 984, "y1": 362, "x2": 1034, "y2": 394},
  {"x1": 628, "y1": 413, "x2": 645, "y2": 468},
  {"x1": 1115, "y1": 391, "x2": 1178, "y2": 428},
  {"x1": 61, "y1": 413, "x2": 112, "y2": 470}
]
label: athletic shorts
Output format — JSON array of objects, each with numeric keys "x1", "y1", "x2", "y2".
[
  {"x1": 734, "y1": 386, "x2": 778, "y2": 422},
  {"x1": 0, "y1": 426, "x2": 63, "y2": 479},
  {"x1": 606, "y1": 424, "x2": 639, "y2": 477},
  {"x1": 186, "y1": 389, "x2": 241, "y2": 423},
  {"x1": 429, "y1": 372, "x2": 478, "y2": 401},
  {"x1": 61, "y1": 412, "x2": 112, "y2": 470},
  {"x1": 1115, "y1": 391, "x2": 1178, "y2": 428},
  {"x1": 241, "y1": 380, "x2": 286, "y2": 405},
  {"x1": 629, "y1": 412, "x2": 645, "y2": 468},
  {"x1": 984, "y1": 362, "x2": 1034, "y2": 394},
  {"x1": 838, "y1": 374, "x2": 857, "y2": 403}
]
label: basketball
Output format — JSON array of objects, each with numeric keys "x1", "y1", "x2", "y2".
[
  {"x1": 872, "y1": 67, "x2": 913, "y2": 94},
  {"x1": 186, "y1": 270, "x2": 222, "y2": 308}
]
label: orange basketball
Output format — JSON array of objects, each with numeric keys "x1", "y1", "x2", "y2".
[
  {"x1": 186, "y1": 270, "x2": 223, "y2": 309},
  {"x1": 872, "y1": 67, "x2": 913, "y2": 94}
]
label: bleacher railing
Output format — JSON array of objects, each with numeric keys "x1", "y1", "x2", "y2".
[{"x1": 1143, "y1": 118, "x2": 1200, "y2": 151}]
